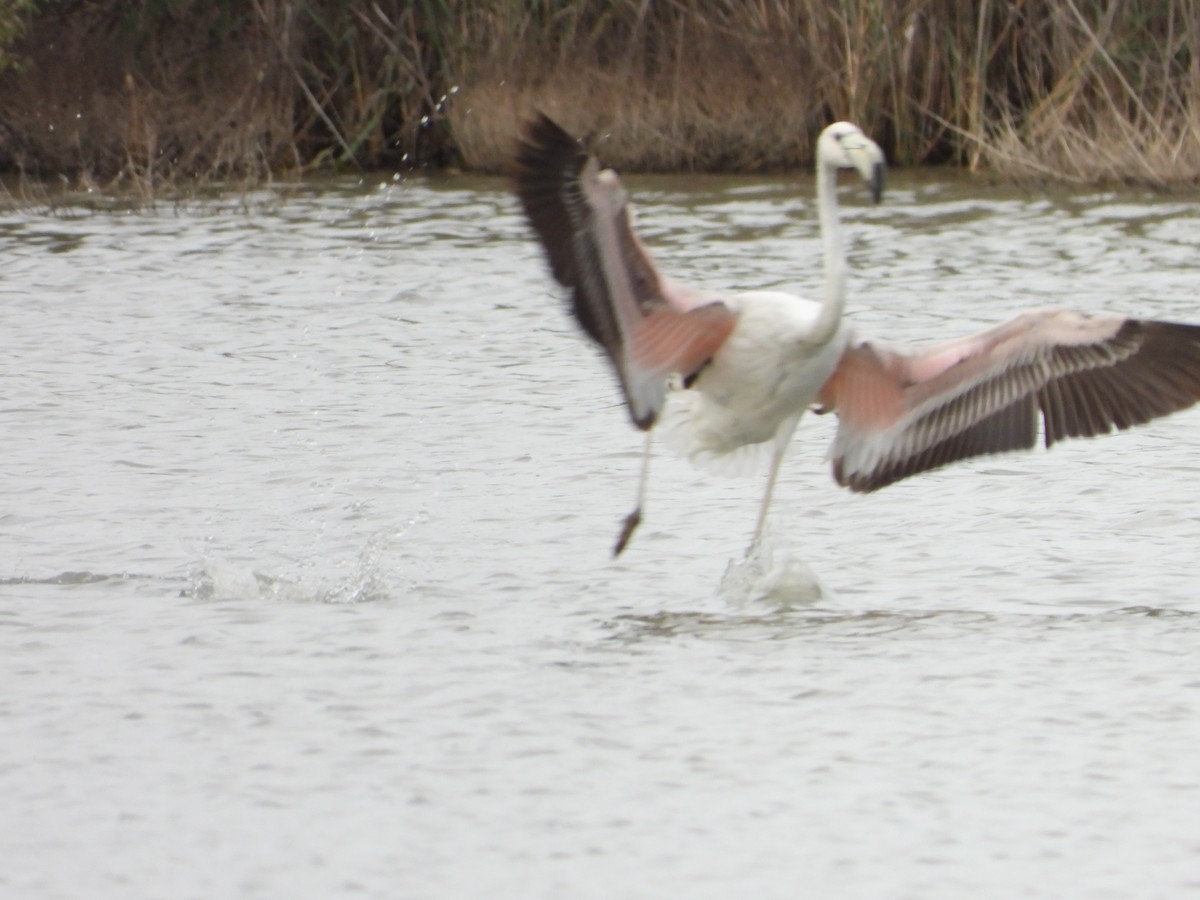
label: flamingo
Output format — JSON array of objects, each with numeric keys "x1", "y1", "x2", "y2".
[{"x1": 512, "y1": 113, "x2": 1200, "y2": 556}]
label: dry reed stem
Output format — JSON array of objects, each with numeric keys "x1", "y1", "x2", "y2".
[{"x1": 2, "y1": 0, "x2": 1200, "y2": 189}]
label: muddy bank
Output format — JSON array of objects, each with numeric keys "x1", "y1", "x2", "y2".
[{"x1": 2, "y1": 1, "x2": 1199, "y2": 187}]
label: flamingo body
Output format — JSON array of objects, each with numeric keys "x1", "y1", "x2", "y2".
[{"x1": 663, "y1": 292, "x2": 848, "y2": 473}]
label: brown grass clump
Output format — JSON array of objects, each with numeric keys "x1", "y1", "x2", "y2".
[
  {"x1": 448, "y1": 0, "x2": 1200, "y2": 184},
  {"x1": 965, "y1": 0, "x2": 1200, "y2": 183},
  {"x1": 0, "y1": 3, "x2": 299, "y2": 190},
  {"x1": 2, "y1": 0, "x2": 1200, "y2": 186}
]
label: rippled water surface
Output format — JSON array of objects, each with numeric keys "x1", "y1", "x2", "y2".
[{"x1": 4, "y1": 170, "x2": 1200, "y2": 898}]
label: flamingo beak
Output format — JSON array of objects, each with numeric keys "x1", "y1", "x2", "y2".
[
  {"x1": 846, "y1": 140, "x2": 885, "y2": 204},
  {"x1": 868, "y1": 161, "x2": 884, "y2": 204}
]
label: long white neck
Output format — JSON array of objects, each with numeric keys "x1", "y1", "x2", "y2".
[{"x1": 809, "y1": 158, "x2": 845, "y2": 345}]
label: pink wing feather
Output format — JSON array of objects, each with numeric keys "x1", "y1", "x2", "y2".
[{"x1": 822, "y1": 309, "x2": 1200, "y2": 491}]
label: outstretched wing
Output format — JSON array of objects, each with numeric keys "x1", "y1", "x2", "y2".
[
  {"x1": 512, "y1": 113, "x2": 736, "y2": 429},
  {"x1": 820, "y1": 309, "x2": 1200, "y2": 492}
]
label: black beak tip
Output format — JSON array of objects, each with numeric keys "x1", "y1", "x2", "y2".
[{"x1": 870, "y1": 163, "x2": 885, "y2": 204}]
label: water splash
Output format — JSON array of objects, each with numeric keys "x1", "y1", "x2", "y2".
[
  {"x1": 186, "y1": 560, "x2": 311, "y2": 603},
  {"x1": 718, "y1": 531, "x2": 828, "y2": 610},
  {"x1": 187, "y1": 522, "x2": 421, "y2": 605},
  {"x1": 318, "y1": 528, "x2": 411, "y2": 604}
]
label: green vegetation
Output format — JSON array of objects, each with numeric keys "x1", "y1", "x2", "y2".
[
  {"x1": 2, "y1": 0, "x2": 1200, "y2": 186},
  {"x1": 0, "y1": 0, "x2": 39, "y2": 72}
]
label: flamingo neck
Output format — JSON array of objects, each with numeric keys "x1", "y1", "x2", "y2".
[{"x1": 810, "y1": 159, "x2": 845, "y2": 345}]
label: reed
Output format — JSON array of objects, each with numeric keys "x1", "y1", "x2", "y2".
[{"x1": 2, "y1": 0, "x2": 1199, "y2": 186}]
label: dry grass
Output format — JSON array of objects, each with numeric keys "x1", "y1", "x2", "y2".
[
  {"x1": 0, "y1": 2, "x2": 300, "y2": 191},
  {"x1": 449, "y1": 0, "x2": 1200, "y2": 184},
  {"x1": 2, "y1": 0, "x2": 1200, "y2": 187}
]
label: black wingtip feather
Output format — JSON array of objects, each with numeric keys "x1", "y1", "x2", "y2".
[
  {"x1": 512, "y1": 114, "x2": 657, "y2": 431},
  {"x1": 512, "y1": 113, "x2": 587, "y2": 288}
]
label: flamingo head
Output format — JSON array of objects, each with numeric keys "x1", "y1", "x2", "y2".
[{"x1": 818, "y1": 122, "x2": 885, "y2": 203}]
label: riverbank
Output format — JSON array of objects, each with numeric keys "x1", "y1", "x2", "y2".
[{"x1": 2, "y1": 1, "x2": 1199, "y2": 188}]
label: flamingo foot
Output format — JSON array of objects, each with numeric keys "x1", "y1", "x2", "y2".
[{"x1": 613, "y1": 507, "x2": 642, "y2": 557}]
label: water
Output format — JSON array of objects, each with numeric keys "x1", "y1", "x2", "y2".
[{"x1": 4, "y1": 170, "x2": 1200, "y2": 898}]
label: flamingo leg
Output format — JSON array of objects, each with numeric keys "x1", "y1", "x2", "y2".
[
  {"x1": 749, "y1": 415, "x2": 801, "y2": 551},
  {"x1": 613, "y1": 430, "x2": 654, "y2": 556}
]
